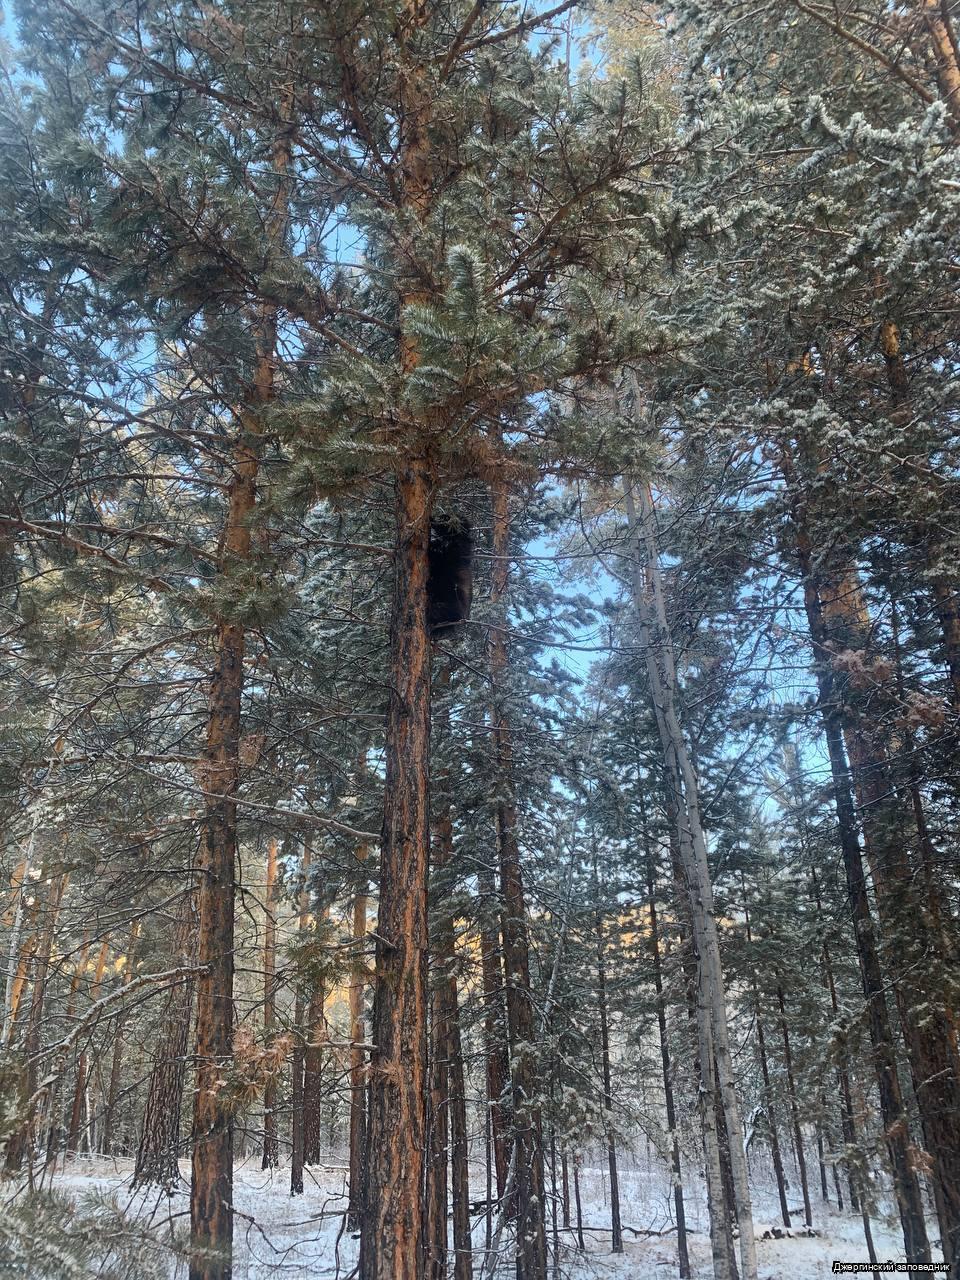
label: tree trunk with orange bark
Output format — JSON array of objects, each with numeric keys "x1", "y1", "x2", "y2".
[
  {"x1": 358, "y1": 458, "x2": 434, "y2": 1280},
  {"x1": 302, "y1": 874, "x2": 328, "y2": 1168}
]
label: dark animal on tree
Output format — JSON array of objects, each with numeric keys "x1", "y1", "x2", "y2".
[{"x1": 427, "y1": 516, "x2": 473, "y2": 636}]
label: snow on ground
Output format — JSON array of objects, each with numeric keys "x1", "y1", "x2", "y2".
[{"x1": 40, "y1": 1154, "x2": 941, "y2": 1279}]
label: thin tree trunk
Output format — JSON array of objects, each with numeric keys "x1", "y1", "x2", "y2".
[
  {"x1": 290, "y1": 1006, "x2": 305, "y2": 1195},
  {"x1": 262, "y1": 837, "x2": 279, "y2": 1170},
  {"x1": 816, "y1": 1113, "x2": 829, "y2": 1204},
  {"x1": 743, "y1": 889, "x2": 790, "y2": 1231},
  {"x1": 624, "y1": 471, "x2": 757, "y2": 1280},
  {"x1": 667, "y1": 782, "x2": 735, "y2": 1280},
  {"x1": 134, "y1": 898, "x2": 195, "y2": 1189},
  {"x1": 103, "y1": 918, "x2": 141, "y2": 1155},
  {"x1": 642, "y1": 803, "x2": 690, "y2": 1278},
  {"x1": 489, "y1": 473, "x2": 547, "y2": 1280},
  {"x1": 5, "y1": 925, "x2": 38, "y2": 1047},
  {"x1": 45, "y1": 932, "x2": 90, "y2": 1165},
  {"x1": 436, "y1": 824, "x2": 473, "y2": 1275},
  {"x1": 425, "y1": 679, "x2": 452, "y2": 1277},
  {"x1": 448, "y1": 978, "x2": 472, "y2": 1280},
  {"x1": 485, "y1": 1095, "x2": 494, "y2": 1253},
  {"x1": 550, "y1": 1125, "x2": 560, "y2": 1268},
  {"x1": 573, "y1": 1156, "x2": 585, "y2": 1252},
  {"x1": 6, "y1": 868, "x2": 67, "y2": 1174},
  {"x1": 427, "y1": 662, "x2": 472, "y2": 1280},
  {"x1": 478, "y1": 861, "x2": 510, "y2": 1201},
  {"x1": 2, "y1": 706, "x2": 59, "y2": 1043},
  {"x1": 302, "y1": 847, "x2": 329, "y2": 1171},
  {"x1": 426, "y1": 918, "x2": 450, "y2": 1280},
  {"x1": 776, "y1": 984, "x2": 812, "y2": 1228},
  {"x1": 808, "y1": 864, "x2": 866, "y2": 1225},
  {"x1": 301, "y1": 1002, "x2": 324, "y2": 1166},
  {"x1": 290, "y1": 840, "x2": 312, "y2": 1197},
  {"x1": 68, "y1": 937, "x2": 109, "y2": 1156},
  {"x1": 347, "y1": 845, "x2": 369, "y2": 1232},
  {"x1": 592, "y1": 860, "x2": 622, "y2": 1253},
  {"x1": 359, "y1": 459, "x2": 434, "y2": 1280}
]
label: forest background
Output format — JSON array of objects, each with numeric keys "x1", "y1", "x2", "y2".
[{"x1": 0, "y1": 1, "x2": 959, "y2": 1279}]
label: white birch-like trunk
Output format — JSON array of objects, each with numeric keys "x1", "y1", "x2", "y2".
[{"x1": 623, "y1": 457, "x2": 758, "y2": 1280}]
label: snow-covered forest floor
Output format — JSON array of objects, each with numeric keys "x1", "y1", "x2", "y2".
[{"x1": 35, "y1": 1155, "x2": 941, "y2": 1279}]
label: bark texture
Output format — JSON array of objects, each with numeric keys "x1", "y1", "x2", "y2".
[{"x1": 358, "y1": 461, "x2": 434, "y2": 1280}]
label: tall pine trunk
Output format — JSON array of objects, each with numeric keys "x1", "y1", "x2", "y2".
[
  {"x1": 358, "y1": 459, "x2": 434, "y2": 1280},
  {"x1": 190, "y1": 323, "x2": 279, "y2": 1280},
  {"x1": 188, "y1": 84, "x2": 291, "y2": 1276}
]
